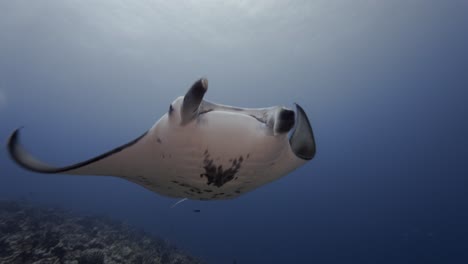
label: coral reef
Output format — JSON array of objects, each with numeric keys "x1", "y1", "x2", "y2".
[{"x1": 0, "y1": 200, "x2": 204, "y2": 264}]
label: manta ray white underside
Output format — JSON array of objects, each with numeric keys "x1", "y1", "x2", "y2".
[{"x1": 8, "y1": 78, "x2": 316, "y2": 200}]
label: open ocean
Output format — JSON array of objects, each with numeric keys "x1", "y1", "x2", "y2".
[{"x1": 1, "y1": 1, "x2": 467, "y2": 263}]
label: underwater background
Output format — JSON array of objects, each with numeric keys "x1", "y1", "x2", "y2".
[{"x1": 1, "y1": 1, "x2": 467, "y2": 263}]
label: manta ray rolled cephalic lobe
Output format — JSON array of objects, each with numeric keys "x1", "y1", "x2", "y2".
[{"x1": 8, "y1": 78, "x2": 316, "y2": 200}]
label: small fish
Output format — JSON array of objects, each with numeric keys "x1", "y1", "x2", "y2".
[{"x1": 193, "y1": 209, "x2": 201, "y2": 213}]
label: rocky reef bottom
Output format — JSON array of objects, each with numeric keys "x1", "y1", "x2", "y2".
[{"x1": 0, "y1": 200, "x2": 204, "y2": 264}]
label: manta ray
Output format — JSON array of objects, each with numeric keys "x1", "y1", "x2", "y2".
[{"x1": 7, "y1": 78, "x2": 316, "y2": 200}]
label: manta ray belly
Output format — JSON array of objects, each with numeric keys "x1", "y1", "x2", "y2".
[{"x1": 137, "y1": 112, "x2": 292, "y2": 200}]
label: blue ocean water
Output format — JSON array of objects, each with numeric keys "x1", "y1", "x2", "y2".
[{"x1": 1, "y1": 1, "x2": 467, "y2": 263}]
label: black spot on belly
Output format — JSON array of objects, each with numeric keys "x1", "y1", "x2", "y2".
[
  {"x1": 200, "y1": 153, "x2": 244, "y2": 187},
  {"x1": 156, "y1": 137, "x2": 162, "y2": 144}
]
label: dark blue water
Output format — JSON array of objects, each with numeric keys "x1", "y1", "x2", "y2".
[{"x1": 1, "y1": 1, "x2": 467, "y2": 263}]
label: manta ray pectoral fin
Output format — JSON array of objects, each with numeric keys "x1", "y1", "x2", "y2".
[
  {"x1": 289, "y1": 104, "x2": 316, "y2": 160},
  {"x1": 181, "y1": 78, "x2": 208, "y2": 125},
  {"x1": 7, "y1": 128, "x2": 148, "y2": 176}
]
